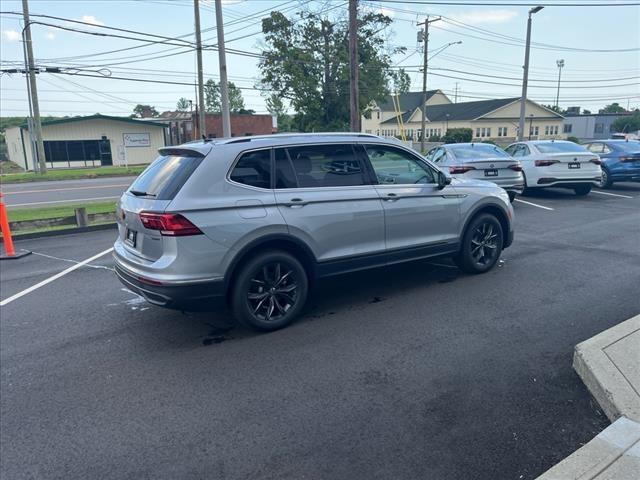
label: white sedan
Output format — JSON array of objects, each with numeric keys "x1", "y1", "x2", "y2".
[{"x1": 504, "y1": 140, "x2": 602, "y2": 196}]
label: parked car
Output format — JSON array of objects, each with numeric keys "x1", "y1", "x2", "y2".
[
  {"x1": 113, "y1": 134, "x2": 514, "y2": 331},
  {"x1": 504, "y1": 140, "x2": 602, "y2": 196},
  {"x1": 582, "y1": 139, "x2": 640, "y2": 188},
  {"x1": 425, "y1": 143, "x2": 524, "y2": 202}
]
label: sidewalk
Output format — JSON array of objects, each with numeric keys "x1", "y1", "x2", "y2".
[{"x1": 537, "y1": 315, "x2": 640, "y2": 479}]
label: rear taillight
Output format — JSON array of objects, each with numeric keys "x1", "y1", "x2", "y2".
[
  {"x1": 139, "y1": 212, "x2": 203, "y2": 236},
  {"x1": 507, "y1": 164, "x2": 523, "y2": 172},
  {"x1": 449, "y1": 165, "x2": 476, "y2": 174},
  {"x1": 620, "y1": 156, "x2": 637, "y2": 162},
  {"x1": 589, "y1": 158, "x2": 602, "y2": 165},
  {"x1": 535, "y1": 160, "x2": 560, "y2": 167}
]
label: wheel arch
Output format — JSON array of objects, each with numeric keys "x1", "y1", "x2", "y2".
[{"x1": 461, "y1": 203, "x2": 511, "y2": 249}]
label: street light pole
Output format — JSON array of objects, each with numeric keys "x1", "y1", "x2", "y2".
[
  {"x1": 555, "y1": 59, "x2": 565, "y2": 110},
  {"x1": 194, "y1": 0, "x2": 206, "y2": 139},
  {"x1": 418, "y1": 16, "x2": 441, "y2": 153},
  {"x1": 518, "y1": 6, "x2": 544, "y2": 141},
  {"x1": 214, "y1": 0, "x2": 231, "y2": 138}
]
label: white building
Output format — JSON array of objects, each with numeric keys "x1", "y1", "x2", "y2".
[{"x1": 5, "y1": 114, "x2": 167, "y2": 170}]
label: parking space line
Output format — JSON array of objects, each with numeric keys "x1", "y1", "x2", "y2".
[
  {"x1": 514, "y1": 199, "x2": 554, "y2": 211},
  {"x1": 8, "y1": 196, "x2": 119, "y2": 207},
  {"x1": 0, "y1": 247, "x2": 114, "y2": 307},
  {"x1": 592, "y1": 190, "x2": 634, "y2": 199}
]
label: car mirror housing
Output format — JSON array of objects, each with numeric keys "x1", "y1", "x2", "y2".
[{"x1": 437, "y1": 171, "x2": 451, "y2": 190}]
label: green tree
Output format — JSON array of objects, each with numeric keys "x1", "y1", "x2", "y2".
[
  {"x1": 442, "y1": 128, "x2": 473, "y2": 144},
  {"x1": 132, "y1": 104, "x2": 159, "y2": 118},
  {"x1": 265, "y1": 93, "x2": 291, "y2": 132},
  {"x1": 204, "y1": 80, "x2": 246, "y2": 113},
  {"x1": 542, "y1": 104, "x2": 565, "y2": 114},
  {"x1": 390, "y1": 68, "x2": 411, "y2": 94},
  {"x1": 259, "y1": 9, "x2": 403, "y2": 132},
  {"x1": 176, "y1": 97, "x2": 190, "y2": 111},
  {"x1": 601, "y1": 102, "x2": 626, "y2": 114},
  {"x1": 611, "y1": 110, "x2": 640, "y2": 133},
  {"x1": 566, "y1": 136, "x2": 581, "y2": 144},
  {"x1": 583, "y1": 109, "x2": 592, "y2": 114}
]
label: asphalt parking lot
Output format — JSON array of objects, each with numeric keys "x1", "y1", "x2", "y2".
[{"x1": 1, "y1": 184, "x2": 639, "y2": 480}]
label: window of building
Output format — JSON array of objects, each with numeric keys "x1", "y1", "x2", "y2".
[
  {"x1": 594, "y1": 123, "x2": 604, "y2": 134},
  {"x1": 563, "y1": 124, "x2": 572, "y2": 133},
  {"x1": 497, "y1": 127, "x2": 507, "y2": 137},
  {"x1": 376, "y1": 111, "x2": 380, "y2": 120},
  {"x1": 365, "y1": 130, "x2": 372, "y2": 134},
  {"x1": 486, "y1": 128, "x2": 491, "y2": 137},
  {"x1": 553, "y1": 126, "x2": 559, "y2": 135},
  {"x1": 229, "y1": 149, "x2": 271, "y2": 189},
  {"x1": 544, "y1": 126, "x2": 550, "y2": 135},
  {"x1": 287, "y1": 144, "x2": 366, "y2": 187},
  {"x1": 365, "y1": 145, "x2": 436, "y2": 184},
  {"x1": 476, "y1": 128, "x2": 481, "y2": 138},
  {"x1": 43, "y1": 140, "x2": 104, "y2": 167}
]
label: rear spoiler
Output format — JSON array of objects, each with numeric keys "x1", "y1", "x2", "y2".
[{"x1": 158, "y1": 146, "x2": 209, "y2": 158}]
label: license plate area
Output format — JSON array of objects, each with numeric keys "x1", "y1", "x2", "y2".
[
  {"x1": 484, "y1": 169, "x2": 498, "y2": 177},
  {"x1": 568, "y1": 162, "x2": 581, "y2": 169},
  {"x1": 125, "y1": 228, "x2": 137, "y2": 248}
]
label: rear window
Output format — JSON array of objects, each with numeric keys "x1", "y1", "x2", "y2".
[
  {"x1": 615, "y1": 141, "x2": 640, "y2": 152},
  {"x1": 534, "y1": 142, "x2": 588, "y2": 154},
  {"x1": 128, "y1": 155, "x2": 203, "y2": 200},
  {"x1": 448, "y1": 144, "x2": 510, "y2": 160}
]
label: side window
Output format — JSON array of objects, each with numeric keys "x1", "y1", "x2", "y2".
[
  {"x1": 510, "y1": 145, "x2": 524, "y2": 157},
  {"x1": 602, "y1": 145, "x2": 612, "y2": 154},
  {"x1": 586, "y1": 143, "x2": 603, "y2": 154},
  {"x1": 365, "y1": 145, "x2": 436, "y2": 185},
  {"x1": 521, "y1": 145, "x2": 531, "y2": 156},
  {"x1": 229, "y1": 149, "x2": 271, "y2": 189},
  {"x1": 504, "y1": 145, "x2": 517, "y2": 156},
  {"x1": 274, "y1": 148, "x2": 297, "y2": 189},
  {"x1": 432, "y1": 148, "x2": 447, "y2": 164},
  {"x1": 425, "y1": 148, "x2": 436, "y2": 161},
  {"x1": 287, "y1": 144, "x2": 366, "y2": 188}
]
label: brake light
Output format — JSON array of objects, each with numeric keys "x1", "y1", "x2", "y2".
[
  {"x1": 507, "y1": 164, "x2": 523, "y2": 172},
  {"x1": 535, "y1": 160, "x2": 560, "y2": 167},
  {"x1": 449, "y1": 165, "x2": 476, "y2": 174},
  {"x1": 589, "y1": 158, "x2": 602, "y2": 165},
  {"x1": 620, "y1": 156, "x2": 637, "y2": 162},
  {"x1": 139, "y1": 212, "x2": 203, "y2": 236}
]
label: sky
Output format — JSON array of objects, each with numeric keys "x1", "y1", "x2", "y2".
[{"x1": 1, "y1": 0, "x2": 639, "y2": 118}]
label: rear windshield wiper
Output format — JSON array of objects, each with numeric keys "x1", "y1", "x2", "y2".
[{"x1": 129, "y1": 189, "x2": 156, "y2": 197}]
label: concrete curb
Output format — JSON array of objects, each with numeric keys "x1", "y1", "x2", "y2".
[
  {"x1": 573, "y1": 315, "x2": 640, "y2": 423},
  {"x1": 1, "y1": 223, "x2": 117, "y2": 241},
  {"x1": 536, "y1": 417, "x2": 640, "y2": 479}
]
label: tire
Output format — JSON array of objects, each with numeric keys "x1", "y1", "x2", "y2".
[
  {"x1": 598, "y1": 168, "x2": 612, "y2": 189},
  {"x1": 508, "y1": 191, "x2": 516, "y2": 203},
  {"x1": 521, "y1": 173, "x2": 535, "y2": 196},
  {"x1": 231, "y1": 250, "x2": 308, "y2": 332},
  {"x1": 574, "y1": 184, "x2": 592, "y2": 196},
  {"x1": 453, "y1": 214, "x2": 504, "y2": 274}
]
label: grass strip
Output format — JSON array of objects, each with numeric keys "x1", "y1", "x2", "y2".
[
  {"x1": 7, "y1": 201, "x2": 117, "y2": 222},
  {"x1": 1, "y1": 165, "x2": 146, "y2": 184}
]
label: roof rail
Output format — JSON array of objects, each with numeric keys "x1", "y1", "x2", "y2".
[{"x1": 223, "y1": 132, "x2": 379, "y2": 144}]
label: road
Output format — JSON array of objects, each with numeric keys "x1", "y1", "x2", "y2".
[
  {"x1": 1, "y1": 176, "x2": 136, "y2": 208},
  {"x1": 1, "y1": 184, "x2": 639, "y2": 479}
]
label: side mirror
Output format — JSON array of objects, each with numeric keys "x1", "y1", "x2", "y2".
[{"x1": 437, "y1": 171, "x2": 451, "y2": 190}]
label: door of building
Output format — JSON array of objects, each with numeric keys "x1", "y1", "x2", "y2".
[{"x1": 99, "y1": 139, "x2": 113, "y2": 166}]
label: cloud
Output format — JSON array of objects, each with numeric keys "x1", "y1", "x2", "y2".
[
  {"x1": 450, "y1": 10, "x2": 517, "y2": 25},
  {"x1": 45, "y1": 31, "x2": 56, "y2": 40},
  {"x1": 81, "y1": 15, "x2": 104, "y2": 26},
  {"x1": 2, "y1": 29, "x2": 21, "y2": 42}
]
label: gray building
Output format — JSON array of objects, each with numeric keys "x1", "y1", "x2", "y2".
[{"x1": 563, "y1": 112, "x2": 632, "y2": 141}]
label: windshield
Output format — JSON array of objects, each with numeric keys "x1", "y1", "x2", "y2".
[
  {"x1": 128, "y1": 155, "x2": 203, "y2": 200},
  {"x1": 534, "y1": 142, "x2": 588, "y2": 154},
  {"x1": 448, "y1": 144, "x2": 511, "y2": 160}
]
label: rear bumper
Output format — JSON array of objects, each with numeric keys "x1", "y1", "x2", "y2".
[
  {"x1": 535, "y1": 177, "x2": 601, "y2": 187},
  {"x1": 114, "y1": 262, "x2": 226, "y2": 311}
]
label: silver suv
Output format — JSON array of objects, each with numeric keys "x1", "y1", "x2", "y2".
[{"x1": 114, "y1": 134, "x2": 514, "y2": 331}]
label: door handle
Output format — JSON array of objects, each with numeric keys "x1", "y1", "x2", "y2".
[
  {"x1": 384, "y1": 193, "x2": 399, "y2": 201},
  {"x1": 286, "y1": 198, "x2": 306, "y2": 208}
]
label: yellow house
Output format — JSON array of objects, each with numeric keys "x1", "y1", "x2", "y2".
[
  {"x1": 4, "y1": 114, "x2": 167, "y2": 171},
  {"x1": 361, "y1": 91, "x2": 565, "y2": 143}
]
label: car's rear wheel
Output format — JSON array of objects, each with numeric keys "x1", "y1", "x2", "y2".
[
  {"x1": 454, "y1": 214, "x2": 503, "y2": 274},
  {"x1": 574, "y1": 184, "x2": 592, "y2": 196},
  {"x1": 598, "y1": 168, "x2": 612, "y2": 189},
  {"x1": 231, "y1": 251, "x2": 308, "y2": 331}
]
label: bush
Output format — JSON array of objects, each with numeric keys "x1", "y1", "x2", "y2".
[
  {"x1": 428, "y1": 135, "x2": 442, "y2": 142},
  {"x1": 442, "y1": 128, "x2": 473, "y2": 144},
  {"x1": 566, "y1": 136, "x2": 580, "y2": 144},
  {"x1": 481, "y1": 139, "x2": 497, "y2": 145}
]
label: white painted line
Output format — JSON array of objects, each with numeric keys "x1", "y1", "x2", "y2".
[
  {"x1": 4, "y1": 184, "x2": 129, "y2": 195},
  {"x1": 592, "y1": 190, "x2": 633, "y2": 199},
  {"x1": 7, "y1": 196, "x2": 119, "y2": 207},
  {"x1": 514, "y1": 198, "x2": 555, "y2": 211},
  {"x1": 0, "y1": 247, "x2": 114, "y2": 307}
]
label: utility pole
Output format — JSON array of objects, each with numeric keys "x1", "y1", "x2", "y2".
[
  {"x1": 194, "y1": 0, "x2": 206, "y2": 139},
  {"x1": 418, "y1": 16, "x2": 440, "y2": 152},
  {"x1": 555, "y1": 59, "x2": 565, "y2": 110},
  {"x1": 348, "y1": 0, "x2": 360, "y2": 132},
  {"x1": 454, "y1": 82, "x2": 459, "y2": 103},
  {"x1": 215, "y1": 0, "x2": 231, "y2": 137},
  {"x1": 518, "y1": 6, "x2": 544, "y2": 141},
  {"x1": 22, "y1": 0, "x2": 46, "y2": 174}
]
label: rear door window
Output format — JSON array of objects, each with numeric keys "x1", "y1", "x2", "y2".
[
  {"x1": 274, "y1": 148, "x2": 298, "y2": 189},
  {"x1": 286, "y1": 144, "x2": 367, "y2": 187},
  {"x1": 128, "y1": 154, "x2": 203, "y2": 200},
  {"x1": 229, "y1": 149, "x2": 271, "y2": 189}
]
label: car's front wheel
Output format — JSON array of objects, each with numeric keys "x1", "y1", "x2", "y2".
[
  {"x1": 574, "y1": 184, "x2": 592, "y2": 196},
  {"x1": 508, "y1": 191, "x2": 516, "y2": 203},
  {"x1": 454, "y1": 214, "x2": 503, "y2": 274},
  {"x1": 598, "y1": 168, "x2": 612, "y2": 189},
  {"x1": 231, "y1": 251, "x2": 308, "y2": 331}
]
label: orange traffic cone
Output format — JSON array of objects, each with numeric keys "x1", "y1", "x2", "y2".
[{"x1": 0, "y1": 193, "x2": 31, "y2": 260}]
